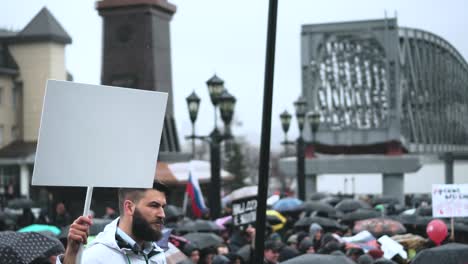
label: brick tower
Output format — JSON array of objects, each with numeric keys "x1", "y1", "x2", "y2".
[{"x1": 97, "y1": 0, "x2": 180, "y2": 152}]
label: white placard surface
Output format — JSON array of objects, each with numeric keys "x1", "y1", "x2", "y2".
[
  {"x1": 432, "y1": 184, "x2": 468, "y2": 218},
  {"x1": 32, "y1": 80, "x2": 167, "y2": 188}
]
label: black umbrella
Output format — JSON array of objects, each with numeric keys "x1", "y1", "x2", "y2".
[
  {"x1": 341, "y1": 209, "x2": 382, "y2": 224},
  {"x1": 411, "y1": 243, "x2": 468, "y2": 264},
  {"x1": 303, "y1": 201, "x2": 338, "y2": 217},
  {"x1": 455, "y1": 217, "x2": 468, "y2": 225},
  {"x1": 309, "y1": 192, "x2": 328, "y2": 201},
  {"x1": 399, "y1": 215, "x2": 433, "y2": 227},
  {"x1": 390, "y1": 204, "x2": 406, "y2": 215},
  {"x1": 335, "y1": 199, "x2": 371, "y2": 213},
  {"x1": 415, "y1": 206, "x2": 433, "y2": 216},
  {"x1": 236, "y1": 244, "x2": 253, "y2": 263},
  {"x1": 176, "y1": 219, "x2": 223, "y2": 233},
  {"x1": 182, "y1": 232, "x2": 223, "y2": 249},
  {"x1": 294, "y1": 216, "x2": 342, "y2": 230},
  {"x1": 164, "y1": 205, "x2": 184, "y2": 221},
  {"x1": 411, "y1": 194, "x2": 431, "y2": 206},
  {"x1": 447, "y1": 222, "x2": 468, "y2": 233},
  {"x1": 7, "y1": 198, "x2": 35, "y2": 209},
  {"x1": 372, "y1": 196, "x2": 400, "y2": 206},
  {"x1": 0, "y1": 231, "x2": 64, "y2": 264},
  {"x1": 0, "y1": 211, "x2": 17, "y2": 229},
  {"x1": 320, "y1": 196, "x2": 342, "y2": 206},
  {"x1": 280, "y1": 253, "x2": 355, "y2": 264},
  {"x1": 373, "y1": 258, "x2": 397, "y2": 264}
]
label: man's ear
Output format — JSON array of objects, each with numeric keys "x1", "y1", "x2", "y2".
[{"x1": 123, "y1": 200, "x2": 135, "y2": 216}]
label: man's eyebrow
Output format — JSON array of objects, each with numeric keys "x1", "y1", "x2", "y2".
[{"x1": 148, "y1": 201, "x2": 166, "y2": 207}]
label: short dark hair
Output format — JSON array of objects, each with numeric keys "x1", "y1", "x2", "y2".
[
  {"x1": 264, "y1": 240, "x2": 283, "y2": 252},
  {"x1": 118, "y1": 180, "x2": 170, "y2": 215}
]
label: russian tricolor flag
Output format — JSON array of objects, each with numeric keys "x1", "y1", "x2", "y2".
[{"x1": 185, "y1": 170, "x2": 208, "y2": 218}]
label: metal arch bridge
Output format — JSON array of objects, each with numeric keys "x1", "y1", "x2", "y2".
[{"x1": 300, "y1": 18, "x2": 468, "y2": 154}]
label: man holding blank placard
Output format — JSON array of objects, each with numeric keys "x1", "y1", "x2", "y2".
[{"x1": 58, "y1": 181, "x2": 168, "y2": 264}]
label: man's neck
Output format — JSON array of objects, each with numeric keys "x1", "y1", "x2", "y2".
[{"x1": 118, "y1": 217, "x2": 144, "y2": 247}]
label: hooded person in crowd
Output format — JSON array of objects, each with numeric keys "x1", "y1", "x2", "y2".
[{"x1": 309, "y1": 223, "x2": 323, "y2": 251}]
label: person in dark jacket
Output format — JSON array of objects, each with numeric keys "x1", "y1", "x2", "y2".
[
  {"x1": 263, "y1": 240, "x2": 283, "y2": 264},
  {"x1": 52, "y1": 202, "x2": 71, "y2": 227},
  {"x1": 183, "y1": 243, "x2": 200, "y2": 264},
  {"x1": 17, "y1": 207, "x2": 36, "y2": 228}
]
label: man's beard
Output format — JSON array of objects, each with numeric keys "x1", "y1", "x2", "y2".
[{"x1": 132, "y1": 208, "x2": 163, "y2": 242}]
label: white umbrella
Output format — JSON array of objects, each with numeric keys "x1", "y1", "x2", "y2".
[
  {"x1": 267, "y1": 194, "x2": 280, "y2": 206},
  {"x1": 222, "y1": 185, "x2": 258, "y2": 204}
]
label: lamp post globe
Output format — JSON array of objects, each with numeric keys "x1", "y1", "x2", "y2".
[
  {"x1": 279, "y1": 110, "x2": 292, "y2": 134},
  {"x1": 307, "y1": 110, "x2": 321, "y2": 136},
  {"x1": 218, "y1": 89, "x2": 236, "y2": 126},
  {"x1": 294, "y1": 96, "x2": 307, "y2": 133},
  {"x1": 186, "y1": 91, "x2": 201, "y2": 124},
  {"x1": 206, "y1": 74, "x2": 225, "y2": 106}
]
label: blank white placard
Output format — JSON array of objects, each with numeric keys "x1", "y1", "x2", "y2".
[{"x1": 32, "y1": 80, "x2": 168, "y2": 188}]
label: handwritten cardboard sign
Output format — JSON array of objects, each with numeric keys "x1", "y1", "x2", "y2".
[
  {"x1": 32, "y1": 80, "x2": 167, "y2": 188},
  {"x1": 432, "y1": 184, "x2": 468, "y2": 218},
  {"x1": 232, "y1": 196, "x2": 258, "y2": 226}
]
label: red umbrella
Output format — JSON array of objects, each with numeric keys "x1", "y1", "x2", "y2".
[{"x1": 353, "y1": 218, "x2": 406, "y2": 237}]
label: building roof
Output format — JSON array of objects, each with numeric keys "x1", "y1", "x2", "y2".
[
  {"x1": 0, "y1": 45, "x2": 19, "y2": 75},
  {"x1": 0, "y1": 29, "x2": 18, "y2": 38},
  {"x1": 96, "y1": 0, "x2": 177, "y2": 14},
  {"x1": 0, "y1": 140, "x2": 37, "y2": 159},
  {"x1": 15, "y1": 7, "x2": 71, "y2": 44}
]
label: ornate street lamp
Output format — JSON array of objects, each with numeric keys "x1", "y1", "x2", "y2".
[
  {"x1": 294, "y1": 96, "x2": 307, "y2": 134},
  {"x1": 307, "y1": 110, "x2": 321, "y2": 144},
  {"x1": 279, "y1": 110, "x2": 293, "y2": 154},
  {"x1": 206, "y1": 74, "x2": 225, "y2": 106},
  {"x1": 206, "y1": 74, "x2": 225, "y2": 128},
  {"x1": 186, "y1": 91, "x2": 201, "y2": 123},
  {"x1": 186, "y1": 74, "x2": 235, "y2": 219},
  {"x1": 294, "y1": 96, "x2": 307, "y2": 201},
  {"x1": 280, "y1": 110, "x2": 292, "y2": 135},
  {"x1": 186, "y1": 91, "x2": 201, "y2": 158},
  {"x1": 218, "y1": 90, "x2": 236, "y2": 126}
]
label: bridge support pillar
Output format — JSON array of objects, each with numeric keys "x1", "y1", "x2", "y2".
[
  {"x1": 382, "y1": 173, "x2": 404, "y2": 205},
  {"x1": 306, "y1": 174, "x2": 317, "y2": 199},
  {"x1": 444, "y1": 152, "x2": 454, "y2": 184}
]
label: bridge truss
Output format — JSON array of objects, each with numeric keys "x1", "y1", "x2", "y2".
[{"x1": 301, "y1": 18, "x2": 468, "y2": 153}]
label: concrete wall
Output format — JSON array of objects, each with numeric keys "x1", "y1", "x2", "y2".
[
  {"x1": 9, "y1": 42, "x2": 67, "y2": 141},
  {"x1": 0, "y1": 76, "x2": 17, "y2": 147}
]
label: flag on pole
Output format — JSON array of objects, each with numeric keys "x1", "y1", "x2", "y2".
[{"x1": 185, "y1": 169, "x2": 208, "y2": 218}]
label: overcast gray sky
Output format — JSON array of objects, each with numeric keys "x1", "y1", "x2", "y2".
[{"x1": 3, "y1": 0, "x2": 468, "y2": 151}]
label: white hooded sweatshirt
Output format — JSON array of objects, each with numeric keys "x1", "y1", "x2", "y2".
[{"x1": 57, "y1": 218, "x2": 166, "y2": 264}]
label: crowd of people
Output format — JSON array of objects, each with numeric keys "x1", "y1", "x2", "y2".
[
  {"x1": 164, "y1": 194, "x2": 462, "y2": 264},
  {"x1": 1, "y1": 183, "x2": 467, "y2": 264}
]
